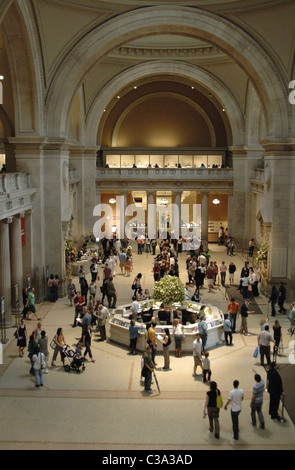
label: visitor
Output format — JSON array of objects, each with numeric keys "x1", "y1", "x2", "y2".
[
  {"x1": 227, "y1": 298, "x2": 239, "y2": 333},
  {"x1": 83, "y1": 325, "x2": 95, "y2": 363},
  {"x1": 67, "y1": 279, "x2": 76, "y2": 306},
  {"x1": 202, "y1": 352, "x2": 211, "y2": 383},
  {"x1": 240, "y1": 299, "x2": 254, "y2": 336},
  {"x1": 250, "y1": 373, "x2": 265, "y2": 429},
  {"x1": 142, "y1": 345, "x2": 155, "y2": 394},
  {"x1": 15, "y1": 318, "x2": 27, "y2": 357},
  {"x1": 192, "y1": 333, "x2": 203, "y2": 377},
  {"x1": 89, "y1": 280, "x2": 97, "y2": 303},
  {"x1": 223, "y1": 313, "x2": 233, "y2": 346},
  {"x1": 32, "y1": 345, "x2": 46, "y2": 388},
  {"x1": 26, "y1": 287, "x2": 40, "y2": 321},
  {"x1": 96, "y1": 303, "x2": 108, "y2": 341},
  {"x1": 159, "y1": 328, "x2": 171, "y2": 370},
  {"x1": 73, "y1": 291, "x2": 85, "y2": 327},
  {"x1": 240, "y1": 275, "x2": 250, "y2": 299},
  {"x1": 78, "y1": 265, "x2": 85, "y2": 285},
  {"x1": 48, "y1": 274, "x2": 55, "y2": 302},
  {"x1": 203, "y1": 381, "x2": 221, "y2": 439},
  {"x1": 106, "y1": 276, "x2": 117, "y2": 309},
  {"x1": 90, "y1": 259, "x2": 98, "y2": 282},
  {"x1": 51, "y1": 328, "x2": 66, "y2": 367},
  {"x1": 269, "y1": 285, "x2": 278, "y2": 317},
  {"x1": 53, "y1": 274, "x2": 59, "y2": 301},
  {"x1": 257, "y1": 325, "x2": 275, "y2": 367},
  {"x1": 119, "y1": 249, "x2": 126, "y2": 275},
  {"x1": 224, "y1": 380, "x2": 244, "y2": 440},
  {"x1": 220, "y1": 261, "x2": 227, "y2": 287},
  {"x1": 249, "y1": 267, "x2": 259, "y2": 296},
  {"x1": 147, "y1": 321, "x2": 157, "y2": 365},
  {"x1": 206, "y1": 264, "x2": 214, "y2": 292},
  {"x1": 228, "y1": 262, "x2": 236, "y2": 285},
  {"x1": 198, "y1": 314, "x2": 208, "y2": 351},
  {"x1": 272, "y1": 319, "x2": 282, "y2": 357},
  {"x1": 267, "y1": 362, "x2": 285, "y2": 421},
  {"x1": 38, "y1": 330, "x2": 49, "y2": 374},
  {"x1": 249, "y1": 238, "x2": 255, "y2": 257},
  {"x1": 278, "y1": 282, "x2": 287, "y2": 313},
  {"x1": 129, "y1": 320, "x2": 144, "y2": 355},
  {"x1": 80, "y1": 278, "x2": 89, "y2": 305},
  {"x1": 172, "y1": 318, "x2": 184, "y2": 357}
]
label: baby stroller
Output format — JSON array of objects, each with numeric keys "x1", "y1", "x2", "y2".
[{"x1": 62, "y1": 345, "x2": 86, "y2": 373}]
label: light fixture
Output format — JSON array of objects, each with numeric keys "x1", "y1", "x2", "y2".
[
  {"x1": 160, "y1": 198, "x2": 168, "y2": 205},
  {"x1": 117, "y1": 95, "x2": 120, "y2": 99},
  {"x1": 212, "y1": 198, "x2": 220, "y2": 205},
  {"x1": 109, "y1": 198, "x2": 116, "y2": 204},
  {"x1": 0, "y1": 75, "x2": 4, "y2": 80},
  {"x1": 133, "y1": 85, "x2": 137, "y2": 89}
]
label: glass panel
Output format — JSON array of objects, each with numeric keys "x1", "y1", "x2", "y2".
[
  {"x1": 208, "y1": 154, "x2": 222, "y2": 168},
  {"x1": 164, "y1": 154, "x2": 178, "y2": 168},
  {"x1": 121, "y1": 155, "x2": 135, "y2": 168},
  {"x1": 150, "y1": 155, "x2": 163, "y2": 168},
  {"x1": 179, "y1": 155, "x2": 193, "y2": 168},
  {"x1": 106, "y1": 154, "x2": 120, "y2": 168},
  {"x1": 135, "y1": 155, "x2": 149, "y2": 168},
  {"x1": 193, "y1": 155, "x2": 208, "y2": 168}
]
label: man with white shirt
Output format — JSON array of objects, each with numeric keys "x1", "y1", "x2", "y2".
[
  {"x1": 224, "y1": 380, "x2": 244, "y2": 440},
  {"x1": 258, "y1": 325, "x2": 275, "y2": 367}
]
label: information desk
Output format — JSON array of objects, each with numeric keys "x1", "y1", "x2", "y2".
[{"x1": 109, "y1": 300, "x2": 224, "y2": 353}]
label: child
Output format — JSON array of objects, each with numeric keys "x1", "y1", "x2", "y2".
[{"x1": 202, "y1": 352, "x2": 211, "y2": 383}]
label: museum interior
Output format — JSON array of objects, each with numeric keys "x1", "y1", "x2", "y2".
[{"x1": 0, "y1": 0, "x2": 295, "y2": 451}]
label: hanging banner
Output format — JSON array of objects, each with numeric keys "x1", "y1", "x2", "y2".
[{"x1": 21, "y1": 216, "x2": 25, "y2": 247}]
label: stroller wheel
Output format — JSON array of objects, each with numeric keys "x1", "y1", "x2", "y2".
[
  {"x1": 64, "y1": 365, "x2": 71, "y2": 372},
  {"x1": 76, "y1": 369, "x2": 81, "y2": 374}
]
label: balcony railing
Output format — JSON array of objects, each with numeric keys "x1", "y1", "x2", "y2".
[{"x1": 96, "y1": 167, "x2": 233, "y2": 180}]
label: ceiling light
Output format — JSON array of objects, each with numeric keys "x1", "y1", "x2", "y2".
[
  {"x1": 133, "y1": 86, "x2": 137, "y2": 89},
  {"x1": 160, "y1": 198, "x2": 168, "y2": 205},
  {"x1": 212, "y1": 198, "x2": 220, "y2": 205},
  {"x1": 109, "y1": 198, "x2": 116, "y2": 204}
]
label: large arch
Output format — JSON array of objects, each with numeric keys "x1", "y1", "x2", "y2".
[
  {"x1": 46, "y1": 5, "x2": 289, "y2": 141},
  {"x1": 85, "y1": 60, "x2": 242, "y2": 146}
]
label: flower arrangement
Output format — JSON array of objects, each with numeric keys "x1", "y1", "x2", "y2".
[
  {"x1": 152, "y1": 275, "x2": 186, "y2": 305},
  {"x1": 256, "y1": 241, "x2": 268, "y2": 263},
  {"x1": 65, "y1": 239, "x2": 78, "y2": 264}
]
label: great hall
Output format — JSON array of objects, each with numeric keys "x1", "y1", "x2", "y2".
[{"x1": 0, "y1": 0, "x2": 294, "y2": 452}]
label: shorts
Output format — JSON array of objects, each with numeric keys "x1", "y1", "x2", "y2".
[
  {"x1": 207, "y1": 278, "x2": 213, "y2": 286},
  {"x1": 194, "y1": 356, "x2": 202, "y2": 366},
  {"x1": 28, "y1": 305, "x2": 36, "y2": 313}
]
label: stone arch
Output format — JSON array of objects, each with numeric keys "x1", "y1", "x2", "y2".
[
  {"x1": 46, "y1": 5, "x2": 289, "y2": 141},
  {"x1": 85, "y1": 61, "x2": 242, "y2": 146}
]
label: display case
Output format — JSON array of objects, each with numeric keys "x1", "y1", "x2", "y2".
[{"x1": 109, "y1": 299, "x2": 224, "y2": 353}]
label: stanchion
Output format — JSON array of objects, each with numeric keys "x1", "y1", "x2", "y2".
[{"x1": 0, "y1": 296, "x2": 9, "y2": 344}]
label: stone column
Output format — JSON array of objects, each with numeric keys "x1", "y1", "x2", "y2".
[
  {"x1": 172, "y1": 190, "x2": 182, "y2": 240},
  {"x1": 201, "y1": 191, "x2": 209, "y2": 251},
  {"x1": 10, "y1": 214, "x2": 23, "y2": 310},
  {"x1": 227, "y1": 192, "x2": 234, "y2": 237},
  {"x1": 0, "y1": 218, "x2": 12, "y2": 326},
  {"x1": 117, "y1": 191, "x2": 127, "y2": 240},
  {"x1": 146, "y1": 191, "x2": 156, "y2": 239}
]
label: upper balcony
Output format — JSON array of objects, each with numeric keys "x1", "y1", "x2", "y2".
[{"x1": 0, "y1": 172, "x2": 36, "y2": 219}]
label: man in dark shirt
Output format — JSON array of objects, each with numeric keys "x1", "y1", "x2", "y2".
[
  {"x1": 240, "y1": 300, "x2": 254, "y2": 336},
  {"x1": 278, "y1": 282, "x2": 287, "y2": 313},
  {"x1": 267, "y1": 362, "x2": 285, "y2": 420}
]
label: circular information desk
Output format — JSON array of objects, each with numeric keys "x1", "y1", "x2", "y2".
[{"x1": 109, "y1": 300, "x2": 224, "y2": 353}]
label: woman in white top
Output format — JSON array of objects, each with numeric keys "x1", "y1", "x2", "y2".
[
  {"x1": 32, "y1": 346, "x2": 46, "y2": 387},
  {"x1": 172, "y1": 319, "x2": 184, "y2": 357}
]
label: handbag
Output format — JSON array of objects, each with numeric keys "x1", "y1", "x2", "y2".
[
  {"x1": 50, "y1": 337, "x2": 56, "y2": 349},
  {"x1": 216, "y1": 390, "x2": 223, "y2": 409},
  {"x1": 253, "y1": 346, "x2": 260, "y2": 358}
]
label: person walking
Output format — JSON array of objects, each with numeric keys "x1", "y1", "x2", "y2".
[
  {"x1": 219, "y1": 261, "x2": 227, "y2": 287},
  {"x1": 224, "y1": 380, "x2": 244, "y2": 440},
  {"x1": 257, "y1": 325, "x2": 275, "y2": 367},
  {"x1": 202, "y1": 352, "x2": 211, "y2": 383},
  {"x1": 106, "y1": 276, "x2": 117, "y2": 309},
  {"x1": 278, "y1": 282, "x2": 287, "y2": 313},
  {"x1": 38, "y1": 330, "x2": 49, "y2": 374},
  {"x1": 26, "y1": 287, "x2": 40, "y2": 321},
  {"x1": 198, "y1": 314, "x2": 208, "y2": 351},
  {"x1": 250, "y1": 373, "x2": 265, "y2": 429},
  {"x1": 51, "y1": 328, "x2": 66, "y2": 367},
  {"x1": 83, "y1": 325, "x2": 95, "y2": 363},
  {"x1": 267, "y1": 362, "x2": 285, "y2": 421},
  {"x1": 203, "y1": 381, "x2": 222, "y2": 439},
  {"x1": 16, "y1": 318, "x2": 27, "y2": 357}
]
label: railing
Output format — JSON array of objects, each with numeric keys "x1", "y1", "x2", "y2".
[
  {"x1": 0, "y1": 172, "x2": 32, "y2": 194},
  {"x1": 96, "y1": 167, "x2": 233, "y2": 180}
]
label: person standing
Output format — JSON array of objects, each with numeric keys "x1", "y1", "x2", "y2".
[
  {"x1": 219, "y1": 261, "x2": 227, "y2": 287},
  {"x1": 272, "y1": 320, "x2": 282, "y2": 357},
  {"x1": 38, "y1": 330, "x2": 49, "y2": 374},
  {"x1": 16, "y1": 318, "x2": 27, "y2": 357},
  {"x1": 240, "y1": 299, "x2": 254, "y2": 336},
  {"x1": 106, "y1": 276, "x2": 117, "y2": 309},
  {"x1": 202, "y1": 352, "x2": 211, "y2": 383},
  {"x1": 203, "y1": 381, "x2": 221, "y2": 439},
  {"x1": 51, "y1": 328, "x2": 66, "y2": 367},
  {"x1": 142, "y1": 345, "x2": 155, "y2": 393},
  {"x1": 67, "y1": 279, "x2": 76, "y2": 306},
  {"x1": 96, "y1": 303, "x2": 109, "y2": 341},
  {"x1": 223, "y1": 313, "x2": 233, "y2": 346},
  {"x1": 224, "y1": 380, "x2": 244, "y2": 440},
  {"x1": 250, "y1": 373, "x2": 265, "y2": 429},
  {"x1": 160, "y1": 328, "x2": 171, "y2": 370},
  {"x1": 269, "y1": 285, "x2": 278, "y2": 317},
  {"x1": 227, "y1": 297, "x2": 239, "y2": 333},
  {"x1": 258, "y1": 325, "x2": 275, "y2": 367},
  {"x1": 278, "y1": 282, "x2": 287, "y2": 313},
  {"x1": 267, "y1": 362, "x2": 285, "y2": 421},
  {"x1": 228, "y1": 262, "x2": 236, "y2": 286},
  {"x1": 249, "y1": 238, "x2": 255, "y2": 257},
  {"x1": 32, "y1": 346, "x2": 46, "y2": 388},
  {"x1": 192, "y1": 334, "x2": 203, "y2": 377},
  {"x1": 73, "y1": 291, "x2": 85, "y2": 327},
  {"x1": 147, "y1": 321, "x2": 157, "y2": 365},
  {"x1": 129, "y1": 320, "x2": 144, "y2": 355}
]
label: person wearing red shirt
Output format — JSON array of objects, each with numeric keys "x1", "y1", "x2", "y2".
[
  {"x1": 227, "y1": 297, "x2": 240, "y2": 333},
  {"x1": 73, "y1": 292, "x2": 85, "y2": 327}
]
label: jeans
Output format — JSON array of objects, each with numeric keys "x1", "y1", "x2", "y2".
[
  {"x1": 231, "y1": 410, "x2": 240, "y2": 439},
  {"x1": 84, "y1": 341, "x2": 93, "y2": 359},
  {"x1": 200, "y1": 334, "x2": 207, "y2": 351},
  {"x1": 34, "y1": 368, "x2": 43, "y2": 386},
  {"x1": 220, "y1": 272, "x2": 226, "y2": 286},
  {"x1": 224, "y1": 331, "x2": 232, "y2": 345},
  {"x1": 174, "y1": 335, "x2": 183, "y2": 350},
  {"x1": 230, "y1": 313, "x2": 237, "y2": 332},
  {"x1": 251, "y1": 402, "x2": 264, "y2": 426}
]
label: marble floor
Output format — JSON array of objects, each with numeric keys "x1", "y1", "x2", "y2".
[{"x1": 0, "y1": 244, "x2": 294, "y2": 451}]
